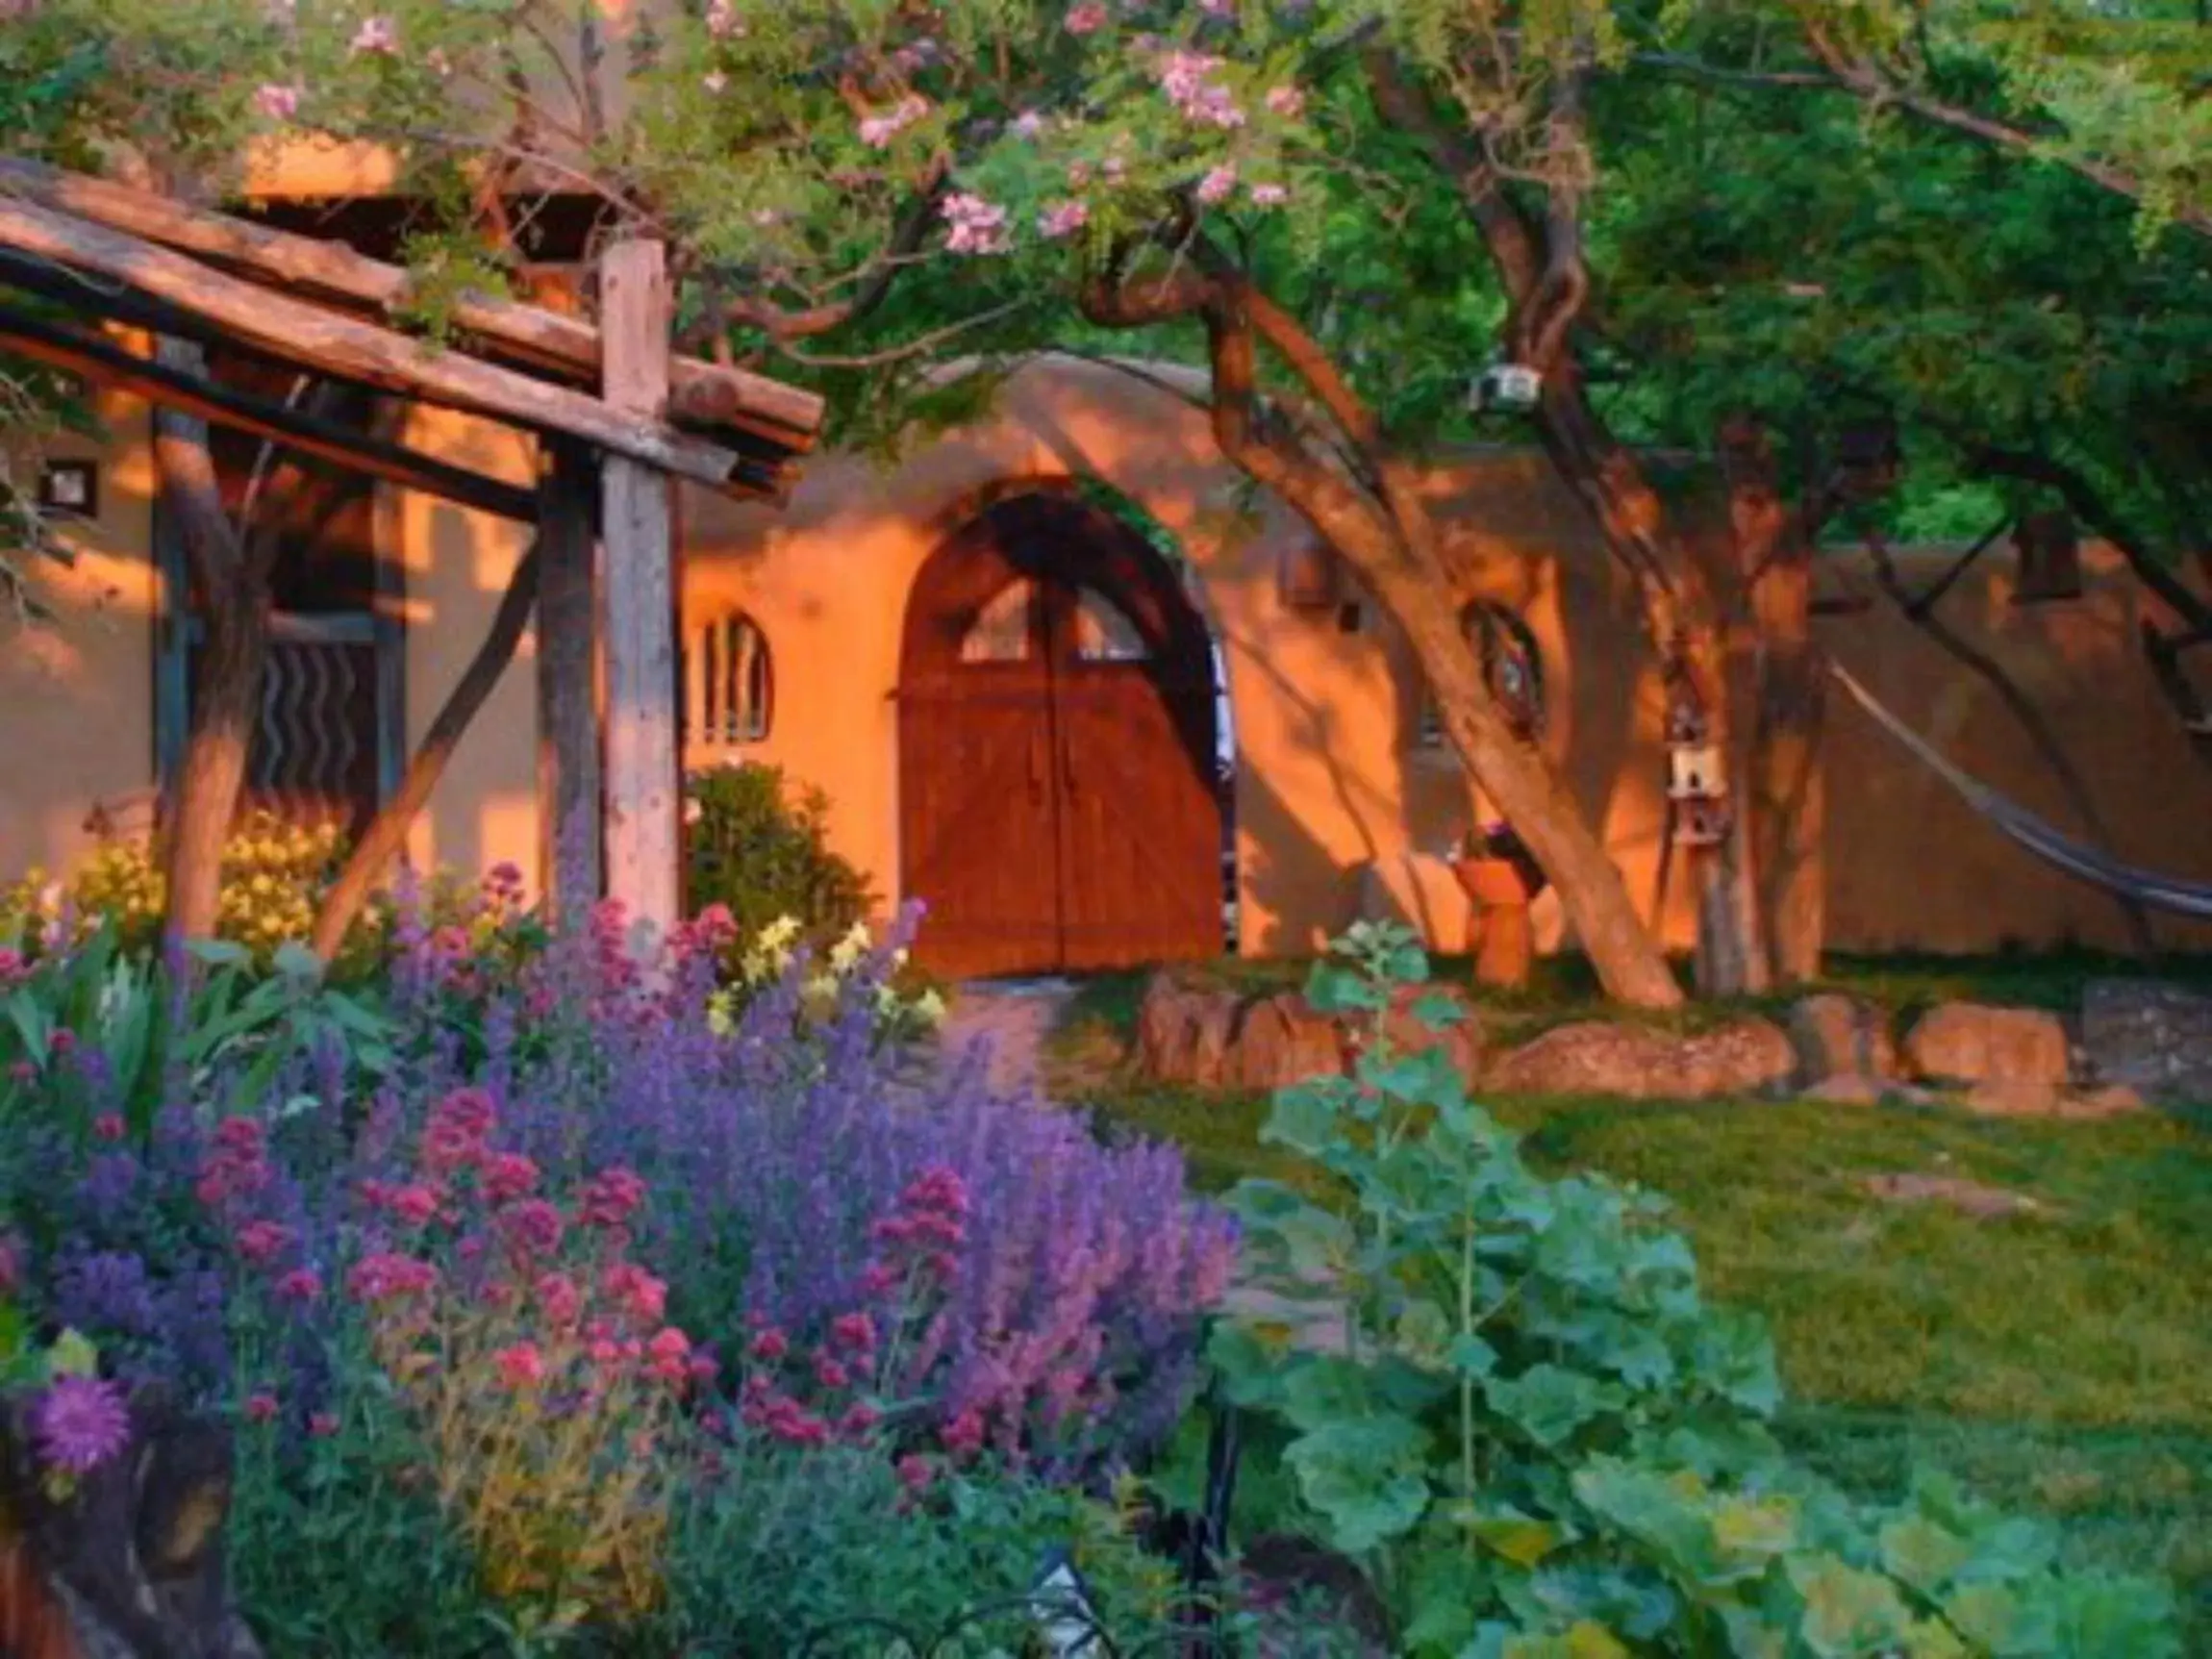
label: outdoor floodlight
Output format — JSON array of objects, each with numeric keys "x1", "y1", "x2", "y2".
[{"x1": 1470, "y1": 362, "x2": 1543, "y2": 414}]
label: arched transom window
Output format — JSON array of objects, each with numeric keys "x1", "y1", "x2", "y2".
[
  {"x1": 1417, "y1": 600, "x2": 1546, "y2": 748},
  {"x1": 959, "y1": 579, "x2": 1038, "y2": 663},
  {"x1": 685, "y1": 609, "x2": 773, "y2": 745}
]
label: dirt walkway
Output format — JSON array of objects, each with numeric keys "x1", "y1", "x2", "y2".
[{"x1": 930, "y1": 978, "x2": 1082, "y2": 1095}]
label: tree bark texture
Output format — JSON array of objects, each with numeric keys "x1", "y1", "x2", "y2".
[
  {"x1": 152, "y1": 339, "x2": 267, "y2": 948},
  {"x1": 1366, "y1": 52, "x2": 1777, "y2": 995},
  {"x1": 1148, "y1": 268, "x2": 1683, "y2": 1009}
]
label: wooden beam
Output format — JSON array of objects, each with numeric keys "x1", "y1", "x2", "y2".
[
  {"x1": 310, "y1": 541, "x2": 544, "y2": 962},
  {"x1": 598, "y1": 239, "x2": 681, "y2": 945},
  {"x1": 0, "y1": 245, "x2": 803, "y2": 503},
  {"x1": 538, "y1": 440, "x2": 602, "y2": 925},
  {"x1": 0, "y1": 195, "x2": 748, "y2": 490},
  {"x1": 0, "y1": 299, "x2": 538, "y2": 522},
  {"x1": 0, "y1": 158, "x2": 823, "y2": 452}
]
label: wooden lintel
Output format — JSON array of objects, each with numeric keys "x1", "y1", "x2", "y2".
[
  {"x1": 0, "y1": 299, "x2": 539, "y2": 523},
  {"x1": 0, "y1": 194, "x2": 751, "y2": 491},
  {"x1": 0, "y1": 158, "x2": 823, "y2": 453}
]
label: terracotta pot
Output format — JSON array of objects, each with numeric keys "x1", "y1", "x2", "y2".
[
  {"x1": 1452, "y1": 856, "x2": 1537, "y2": 908},
  {"x1": 1451, "y1": 857, "x2": 1535, "y2": 990}
]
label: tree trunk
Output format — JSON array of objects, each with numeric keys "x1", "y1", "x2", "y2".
[
  {"x1": 1721, "y1": 416, "x2": 1826, "y2": 987},
  {"x1": 1385, "y1": 555, "x2": 1683, "y2": 1008},
  {"x1": 310, "y1": 544, "x2": 543, "y2": 961},
  {"x1": 151, "y1": 341, "x2": 266, "y2": 949},
  {"x1": 1750, "y1": 550, "x2": 1826, "y2": 984},
  {"x1": 1363, "y1": 55, "x2": 1771, "y2": 999},
  {"x1": 1537, "y1": 382, "x2": 1771, "y2": 995},
  {"x1": 1198, "y1": 282, "x2": 1683, "y2": 1008}
]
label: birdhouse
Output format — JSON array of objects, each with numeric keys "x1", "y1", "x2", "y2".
[
  {"x1": 1668, "y1": 740, "x2": 1725, "y2": 805},
  {"x1": 1675, "y1": 796, "x2": 1730, "y2": 848},
  {"x1": 2014, "y1": 510, "x2": 2082, "y2": 604},
  {"x1": 1663, "y1": 685, "x2": 1709, "y2": 747},
  {"x1": 1277, "y1": 531, "x2": 1341, "y2": 613},
  {"x1": 1663, "y1": 679, "x2": 1728, "y2": 846}
]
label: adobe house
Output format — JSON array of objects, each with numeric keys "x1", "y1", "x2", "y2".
[
  {"x1": 10, "y1": 335, "x2": 2212, "y2": 976},
  {"x1": 3, "y1": 103, "x2": 2208, "y2": 974}
]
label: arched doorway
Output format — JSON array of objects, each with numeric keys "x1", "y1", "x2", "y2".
[{"x1": 899, "y1": 491, "x2": 1223, "y2": 978}]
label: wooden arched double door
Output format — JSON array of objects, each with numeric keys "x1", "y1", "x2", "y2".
[{"x1": 900, "y1": 493, "x2": 1223, "y2": 979}]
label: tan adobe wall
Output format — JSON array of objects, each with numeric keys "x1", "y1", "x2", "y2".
[
  {"x1": 676, "y1": 357, "x2": 2212, "y2": 960},
  {"x1": 6, "y1": 355, "x2": 2208, "y2": 962},
  {"x1": 0, "y1": 382, "x2": 160, "y2": 883}
]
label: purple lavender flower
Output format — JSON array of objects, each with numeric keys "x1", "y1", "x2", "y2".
[
  {"x1": 53, "y1": 1249, "x2": 158, "y2": 1337},
  {"x1": 32, "y1": 1374, "x2": 132, "y2": 1474}
]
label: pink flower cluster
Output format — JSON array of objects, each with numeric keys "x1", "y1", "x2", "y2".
[
  {"x1": 706, "y1": 0, "x2": 744, "y2": 39},
  {"x1": 1064, "y1": 1, "x2": 1109, "y2": 35},
  {"x1": 1038, "y1": 200, "x2": 1090, "y2": 240},
  {"x1": 349, "y1": 14, "x2": 396, "y2": 56},
  {"x1": 942, "y1": 192, "x2": 1011, "y2": 256},
  {"x1": 348, "y1": 1250, "x2": 440, "y2": 1305},
  {"x1": 858, "y1": 95, "x2": 929, "y2": 149},
  {"x1": 344, "y1": 1089, "x2": 707, "y2": 1420},
  {"x1": 254, "y1": 84, "x2": 301, "y2": 122},
  {"x1": 867, "y1": 1164, "x2": 969, "y2": 1283},
  {"x1": 1159, "y1": 49, "x2": 1244, "y2": 129},
  {"x1": 196, "y1": 1117, "x2": 272, "y2": 1214},
  {"x1": 737, "y1": 1310, "x2": 880, "y2": 1449},
  {"x1": 0, "y1": 947, "x2": 29, "y2": 987}
]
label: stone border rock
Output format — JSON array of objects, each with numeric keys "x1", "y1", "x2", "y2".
[
  {"x1": 1135, "y1": 973, "x2": 1481, "y2": 1093},
  {"x1": 1133, "y1": 968, "x2": 2187, "y2": 1118}
]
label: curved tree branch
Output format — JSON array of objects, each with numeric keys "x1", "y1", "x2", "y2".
[{"x1": 1789, "y1": 6, "x2": 2212, "y2": 241}]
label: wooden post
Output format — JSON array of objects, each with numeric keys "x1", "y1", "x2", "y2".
[
  {"x1": 598, "y1": 239, "x2": 680, "y2": 948},
  {"x1": 537, "y1": 440, "x2": 601, "y2": 926}
]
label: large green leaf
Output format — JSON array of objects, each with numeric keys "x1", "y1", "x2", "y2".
[
  {"x1": 1789, "y1": 1554, "x2": 1915, "y2": 1657},
  {"x1": 1283, "y1": 1414, "x2": 1434, "y2": 1552},
  {"x1": 1487, "y1": 1365, "x2": 1621, "y2": 1451}
]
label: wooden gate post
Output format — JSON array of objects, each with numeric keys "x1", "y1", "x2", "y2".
[
  {"x1": 597, "y1": 239, "x2": 681, "y2": 949},
  {"x1": 536, "y1": 437, "x2": 601, "y2": 926}
]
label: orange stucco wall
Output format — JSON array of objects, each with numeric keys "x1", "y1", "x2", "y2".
[
  {"x1": 0, "y1": 383, "x2": 160, "y2": 883},
  {"x1": 7, "y1": 356, "x2": 2209, "y2": 963}
]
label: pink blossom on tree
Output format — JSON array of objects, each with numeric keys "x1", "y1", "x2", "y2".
[
  {"x1": 1064, "y1": 2, "x2": 1109, "y2": 36},
  {"x1": 858, "y1": 94, "x2": 928, "y2": 148},
  {"x1": 1038, "y1": 199, "x2": 1090, "y2": 239},
  {"x1": 253, "y1": 83, "x2": 301, "y2": 121},
  {"x1": 1197, "y1": 163, "x2": 1238, "y2": 205},
  {"x1": 1159, "y1": 49, "x2": 1243, "y2": 128},
  {"x1": 942, "y1": 191, "x2": 1012, "y2": 255}
]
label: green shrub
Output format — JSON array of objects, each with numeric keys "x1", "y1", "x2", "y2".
[
  {"x1": 682, "y1": 764, "x2": 874, "y2": 948},
  {"x1": 1211, "y1": 922, "x2": 2183, "y2": 1657},
  {"x1": 654, "y1": 1447, "x2": 1181, "y2": 1655}
]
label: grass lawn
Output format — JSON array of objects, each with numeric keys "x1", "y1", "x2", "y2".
[{"x1": 1046, "y1": 962, "x2": 2212, "y2": 1637}]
